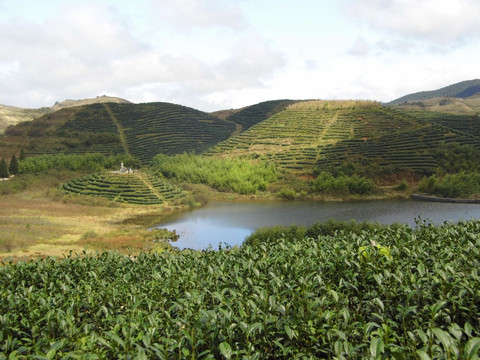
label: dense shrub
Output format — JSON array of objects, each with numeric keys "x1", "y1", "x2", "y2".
[
  {"x1": 434, "y1": 142, "x2": 480, "y2": 173},
  {"x1": 418, "y1": 172, "x2": 480, "y2": 198},
  {"x1": 151, "y1": 153, "x2": 277, "y2": 194},
  {"x1": 245, "y1": 219, "x2": 403, "y2": 246},
  {"x1": 312, "y1": 171, "x2": 376, "y2": 195},
  {"x1": 18, "y1": 153, "x2": 141, "y2": 174},
  {"x1": 244, "y1": 225, "x2": 307, "y2": 246}
]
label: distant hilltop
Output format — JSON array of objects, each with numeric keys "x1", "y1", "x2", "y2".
[
  {"x1": 51, "y1": 95, "x2": 130, "y2": 111},
  {"x1": 0, "y1": 95, "x2": 130, "y2": 134},
  {"x1": 386, "y1": 79, "x2": 480, "y2": 105}
]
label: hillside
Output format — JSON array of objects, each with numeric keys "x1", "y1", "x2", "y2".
[
  {"x1": 0, "y1": 96, "x2": 130, "y2": 135},
  {"x1": 206, "y1": 100, "x2": 480, "y2": 177},
  {"x1": 389, "y1": 93, "x2": 480, "y2": 115},
  {"x1": 220, "y1": 99, "x2": 296, "y2": 132},
  {"x1": 0, "y1": 105, "x2": 49, "y2": 135},
  {"x1": 62, "y1": 171, "x2": 186, "y2": 205},
  {"x1": 386, "y1": 79, "x2": 480, "y2": 105},
  {"x1": 3, "y1": 95, "x2": 480, "y2": 179},
  {"x1": 0, "y1": 102, "x2": 236, "y2": 163}
]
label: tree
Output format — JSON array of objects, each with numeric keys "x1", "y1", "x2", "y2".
[
  {"x1": 0, "y1": 158, "x2": 9, "y2": 179},
  {"x1": 19, "y1": 149, "x2": 26, "y2": 161},
  {"x1": 9, "y1": 154, "x2": 19, "y2": 175}
]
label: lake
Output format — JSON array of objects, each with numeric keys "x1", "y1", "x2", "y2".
[{"x1": 154, "y1": 200, "x2": 480, "y2": 250}]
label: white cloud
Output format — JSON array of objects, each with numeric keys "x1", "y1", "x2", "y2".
[
  {"x1": 344, "y1": 0, "x2": 480, "y2": 47},
  {"x1": 150, "y1": 0, "x2": 246, "y2": 30},
  {"x1": 0, "y1": 1, "x2": 284, "y2": 111},
  {"x1": 347, "y1": 37, "x2": 371, "y2": 56}
]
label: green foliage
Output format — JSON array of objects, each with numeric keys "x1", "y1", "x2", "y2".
[
  {"x1": 18, "y1": 153, "x2": 140, "y2": 174},
  {"x1": 418, "y1": 172, "x2": 480, "y2": 198},
  {"x1": 2, "y1": 221, "x2": 480, "y2": 357},
  {"x1": 0, "y1": 158, "x2": 9, "y2": 179},
  {"x1": 19, "y1": 149, "x2": 26, "y2": 161},
  {"x1": 151, "y1": 153, "x2": 277, "y2": 194},
  {"x1": 245, "y1": 219, "x2": 400, "y2": 246},
  {"x1": 394, "y1": 179, "x2": 409, "y2": 191},
  {"x1": 305, "y1": 219, "x2": 398, "y2": 237},
  {"x1": 277, "y1": 188, "x2": 297, "y2": 200},
  {"x1": 8, "y1": 154, "x2": 18, "y2": 175},
  {"x1": 433, "y1": 142, "x2": 480, "y2": 173},
  {"x1": 312, "y1": 171, "x2": 376, "y2": 195},
  {"x1": 244, "y1": 225, "x2": 307, "y2": 246}
]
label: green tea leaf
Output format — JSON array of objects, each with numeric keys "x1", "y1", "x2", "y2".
[
  {"x1": 464, "y1": 337, "x2": 480, "y2": 359},
  {"x1": 219, "y1": 342, "x2": 233, "y2": 359}
]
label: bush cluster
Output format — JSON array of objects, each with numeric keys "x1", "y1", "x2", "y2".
[
  {"x1": 419, "y1": 172, "x2": 480, "y2": 198},
  {"x1": 18, "y1": 153, "x2": 141, "y2": 174},
  {"x1": 244, "y1": 219, "x2": 401, "y2": 246},
  {"x1": 151, "y1": 153, "x2": 277, "y2": 194},
  {"x1": 311, "y1": 171, "x2": 376, "y2": 195}
]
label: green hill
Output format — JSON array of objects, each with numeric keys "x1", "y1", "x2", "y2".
[
  {"x1": 387, "y1": 79, "x2": 480, "y2": 105},
  {"x1": 0, "y1": 96, "x2": 130, "y2": 135},
  {"x1": 0, "y1": 102, "x2": 236, "y2": 163},
  {"x1": 206, "y1": 100, "x2": 480, "y2": 177},
  {"x1": 3, "y1": 96, "x2": 480, "y2": 180}
]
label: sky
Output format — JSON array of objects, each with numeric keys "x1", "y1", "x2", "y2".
[{"x1": 0, "y1": 0, "x2": 479, "y2": 112}]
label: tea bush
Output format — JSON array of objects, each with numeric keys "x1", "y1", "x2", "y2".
[{"x1": 1, "y1": 220, "x2": 480, "y2": 358}]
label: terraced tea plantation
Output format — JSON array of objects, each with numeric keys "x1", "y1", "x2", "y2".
[
  {"x1": 206, "y1": 101, "x2": 422, "y2": 172},
  {"x1": 317, "y1": 111, "x2": 480, "y2": 176},
  {"x1": 1, "y1": 220, "x2": 480, "y2": 358},
  {"x1": 107, "y1": 102, "x2": 235, "y2": 163},
  {"x1": 223, "y1": 99, "x2": 295, "y2": 131},
  {"x1": 2, "y1": 102, "x2": 236, "y2": 163},
  {"x1": 62, "y1": 172, "x2": 186, "y2": 205},
  {"x1": 206, "y1": 100, "x2": 480, "y2": 176}
]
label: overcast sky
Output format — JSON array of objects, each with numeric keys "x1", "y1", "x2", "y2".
[{"x1": 1, "y1": 0, "x2": 479, "y2": 111}]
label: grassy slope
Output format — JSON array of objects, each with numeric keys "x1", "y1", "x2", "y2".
[
  {"x1": 0, "y1": 105, "x2": 49, "y2": 135},
  {"x1": 0, "y1": 171, "x2": 179, "y2": 259}
]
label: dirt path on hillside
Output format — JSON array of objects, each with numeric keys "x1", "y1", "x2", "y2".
[
  {"x1": 134, "y1": 173, "x2": 164, "y2": 201},
  {"x1": 103, "y1": 103, "x2": 130, "y2": 156}
]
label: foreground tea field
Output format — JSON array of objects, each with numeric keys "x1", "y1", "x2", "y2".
[{"x1": 1, "y1": 221, "x2": 480, "y2": 358}]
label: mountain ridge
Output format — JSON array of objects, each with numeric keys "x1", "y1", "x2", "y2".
[{"x1": 386, "y1": 79, "x2": 480, "y2": 105}]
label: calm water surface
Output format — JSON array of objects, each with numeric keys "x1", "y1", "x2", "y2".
[{"x1": 154, "y1": 200, "x2": 480, "y2": 250}]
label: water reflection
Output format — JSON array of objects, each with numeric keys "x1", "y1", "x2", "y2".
[{"x1": 155, "y1": 200, "x2": 480, "y2": 250}]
